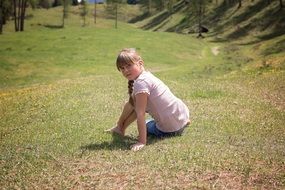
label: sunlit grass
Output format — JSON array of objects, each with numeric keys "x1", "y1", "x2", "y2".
[{"x1": 0, "y1": 5, "x2": 284, "y2": 189}]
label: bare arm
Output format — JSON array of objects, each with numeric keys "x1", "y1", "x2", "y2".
[{"x1": 131, "y1": 93, "x2": 148, "y2": 151}]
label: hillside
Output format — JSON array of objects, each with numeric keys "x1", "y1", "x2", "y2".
[
  {"x1": 134, "y1": 0, "x2": 285, "y2": 71},
  {"x1": 0, "y1": 3, "x2": 284, "y2": 189},
  {"x1": 134, "y1": 0, "x2": 285, "y2": 39}
]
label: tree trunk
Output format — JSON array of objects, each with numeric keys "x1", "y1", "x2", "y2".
[
  {"x1": 280, "y1": 0, "x2": 283, "y2": 9},
  {"x1": 62, "y1": 7, "x2": 65, "y2": 28},
  {"x1": 20, "y1": 0, "x2": 24, "y2": 31},
  {"x1": 197, "y1": 0, "x2": 203, "y2": 38},
  {"x1": 224, "y1": 0, "x2": 228, "y2": 6},
  {"x1": 115, "y1": 3, "x2": 117, "y2": 29},
  {"x1": 94, "y1": 0, "x2": 97, "y2": 24},
  {"x1": 83, "y1": 14, "x2": 85, "y2": 26},
  {"x1": 13, "y1": 0, "x2": 19, "y2": 31},
  {"x1": 12, "y1": 0, "x2": 27, "y2": 32},
  {"x1": 237, "y1": 0, "x2": 242, "y2": 9},
  {"x1": 20, "y1": 0, "x2": 27, "y2": 31},
  {"x1": 62, "y1": 0, "x2": 68, "y2": 28},
  {"x1": 0, "y1": 0, "x2": 2, "y2": 34},
  {"x1": 148, "y1": 0, "x2": 151, "y2": 15},
  {"x1": 0, "y1": 21, "x2": 2, "y2": 35},
  {"x1": 53, "y1": 0, "x2": 60, "y2": 7},
  {"x1": 17, "y1": 0, "x2": 21, "y2": 30}
]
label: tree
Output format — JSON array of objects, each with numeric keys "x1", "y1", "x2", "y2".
[
  {"x1": 106, "y1": 0, "x2": 123, "y2": 29},
  {"x1": 138, "y1": 0, "x2": 179, "y2": 15},
  {"x1": 0, "y1": 0, "x2": 3, "y2": 34},
  {"x1": 72, "y1": 0, "x2": 79, "y2": 6},
  {"x1": 280, "y1": 0, "x2": 283, "y2": 9},
  {"x1": 154, "y1": 0, "x2": 164, "y2": 11},
  {"x1": 237, "y1": 0, "x2": 242, "y2": 9},
  {"x1": 80, "y1": 0, "x2": 88, "y2": 26},
  {"x1": 62, "y1": 0, "x2": 70, "y2": 28},
  {"x1": 38, "y1": 0, "x2": 51, "y2": 8},
  {"x1": 197, "y1": 0, "x2": 203, "y2": 38},
  {"x1": 53, "y1": 0, "x2": 61, "y2": 7},
  {"x1": 115, "y1": 2, "x2": 118, "y2": 28},
  {"x1": 13, "y1": 0, "x2": 28, "y2": 32},
  {"x1": 94, "y1": 0, "x2": 97, "y2": 24},
  {"x1": 187, "y1": 0, "x2": 210, "y2": 38},
  {"x1": 148, "y1": 0, "x2": 152, "y2": 14},
  {"x1": 166, "y1": 0, "x2": 175, "y2": 15}
]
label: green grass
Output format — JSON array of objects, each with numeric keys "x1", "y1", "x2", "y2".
[{"x1": 0, "y1": 5, "x2": 285, "y2": 189}]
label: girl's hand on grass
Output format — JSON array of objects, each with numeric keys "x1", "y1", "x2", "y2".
[{"x1": 130, "y1": 142, "x2": 145, "y2": 151}]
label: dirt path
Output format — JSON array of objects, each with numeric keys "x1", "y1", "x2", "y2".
[{"x1": 212, "y1": 46, "x2": 220, "y2": 56}]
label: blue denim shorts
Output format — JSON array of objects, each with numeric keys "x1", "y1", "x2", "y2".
[{"x1": 146, "y1": 120, "x2": 187, "y2": 138}]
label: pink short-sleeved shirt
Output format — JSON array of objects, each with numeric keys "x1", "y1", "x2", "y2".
[{"x1": 133, "y1": 71, "x2": 190, "y2": 132}]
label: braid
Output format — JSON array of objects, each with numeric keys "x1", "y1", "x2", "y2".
[{"x1": 128, "y1": 80, "x2": 134, "y2": 106}]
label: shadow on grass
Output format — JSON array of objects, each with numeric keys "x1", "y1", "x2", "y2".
[
  {"x1": 261, "y1": 38, "x2": 285, "y2": 56},
  {"x1": 141, "y1": 11, "x2": 170, "y2": 30},
  {"x1": 208, "y1": 1, "x2": 284, "y2": 42},
  {"x1": 80, "y1": 133, "x2": 162, "y2": 151},
  {"x1": 81, "y1": 134, "x2": 136, "y2": 151},
  {"x1": 140, "y1": 0, "x2": 186, "y2": 31},
  {"x1": 128, "y1": 12, "x2": 150, "y2": 24},
  {"x1": 44, "y1": 24, "x2": 63, "y2": 29}
]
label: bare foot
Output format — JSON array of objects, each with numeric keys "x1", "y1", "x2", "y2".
[{"x1": 105, "y1": 126, "x2": 124, "y2": 136}]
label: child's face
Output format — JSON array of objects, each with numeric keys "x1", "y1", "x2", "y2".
[{"x1": 119, "y1": 61, "x2": 143, "y2": 80}]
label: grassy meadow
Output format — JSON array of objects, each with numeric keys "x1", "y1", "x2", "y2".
[{"x1": 0, "y1": 4, "x2": 285, "y2": 189}]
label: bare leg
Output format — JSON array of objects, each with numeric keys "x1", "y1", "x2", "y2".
[
  {"x1": 119, "y1": 111, "x2": 136, "y2": 135},
  {"x1": 117, "y1": 102, "x2": 135, "y2": 127},
  {"x1": 106, "y1": 102, "x2": 137, "y2": 136}
]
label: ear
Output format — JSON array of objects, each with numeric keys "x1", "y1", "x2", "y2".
[{"x1": 138, "y1": 60, "x2": 144, "y2": 66}]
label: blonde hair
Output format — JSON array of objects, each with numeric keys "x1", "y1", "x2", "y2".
[
  {"x1": 116, "y1": 48, "x2": 143, "y2": 107},
  {"x1": 116, "y1": 48, "x2": 142, "y2": 71}
]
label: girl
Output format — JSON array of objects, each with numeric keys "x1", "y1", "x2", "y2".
[{"x1": 107, "y1": 48, "x2": 190, "y2": 151}]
